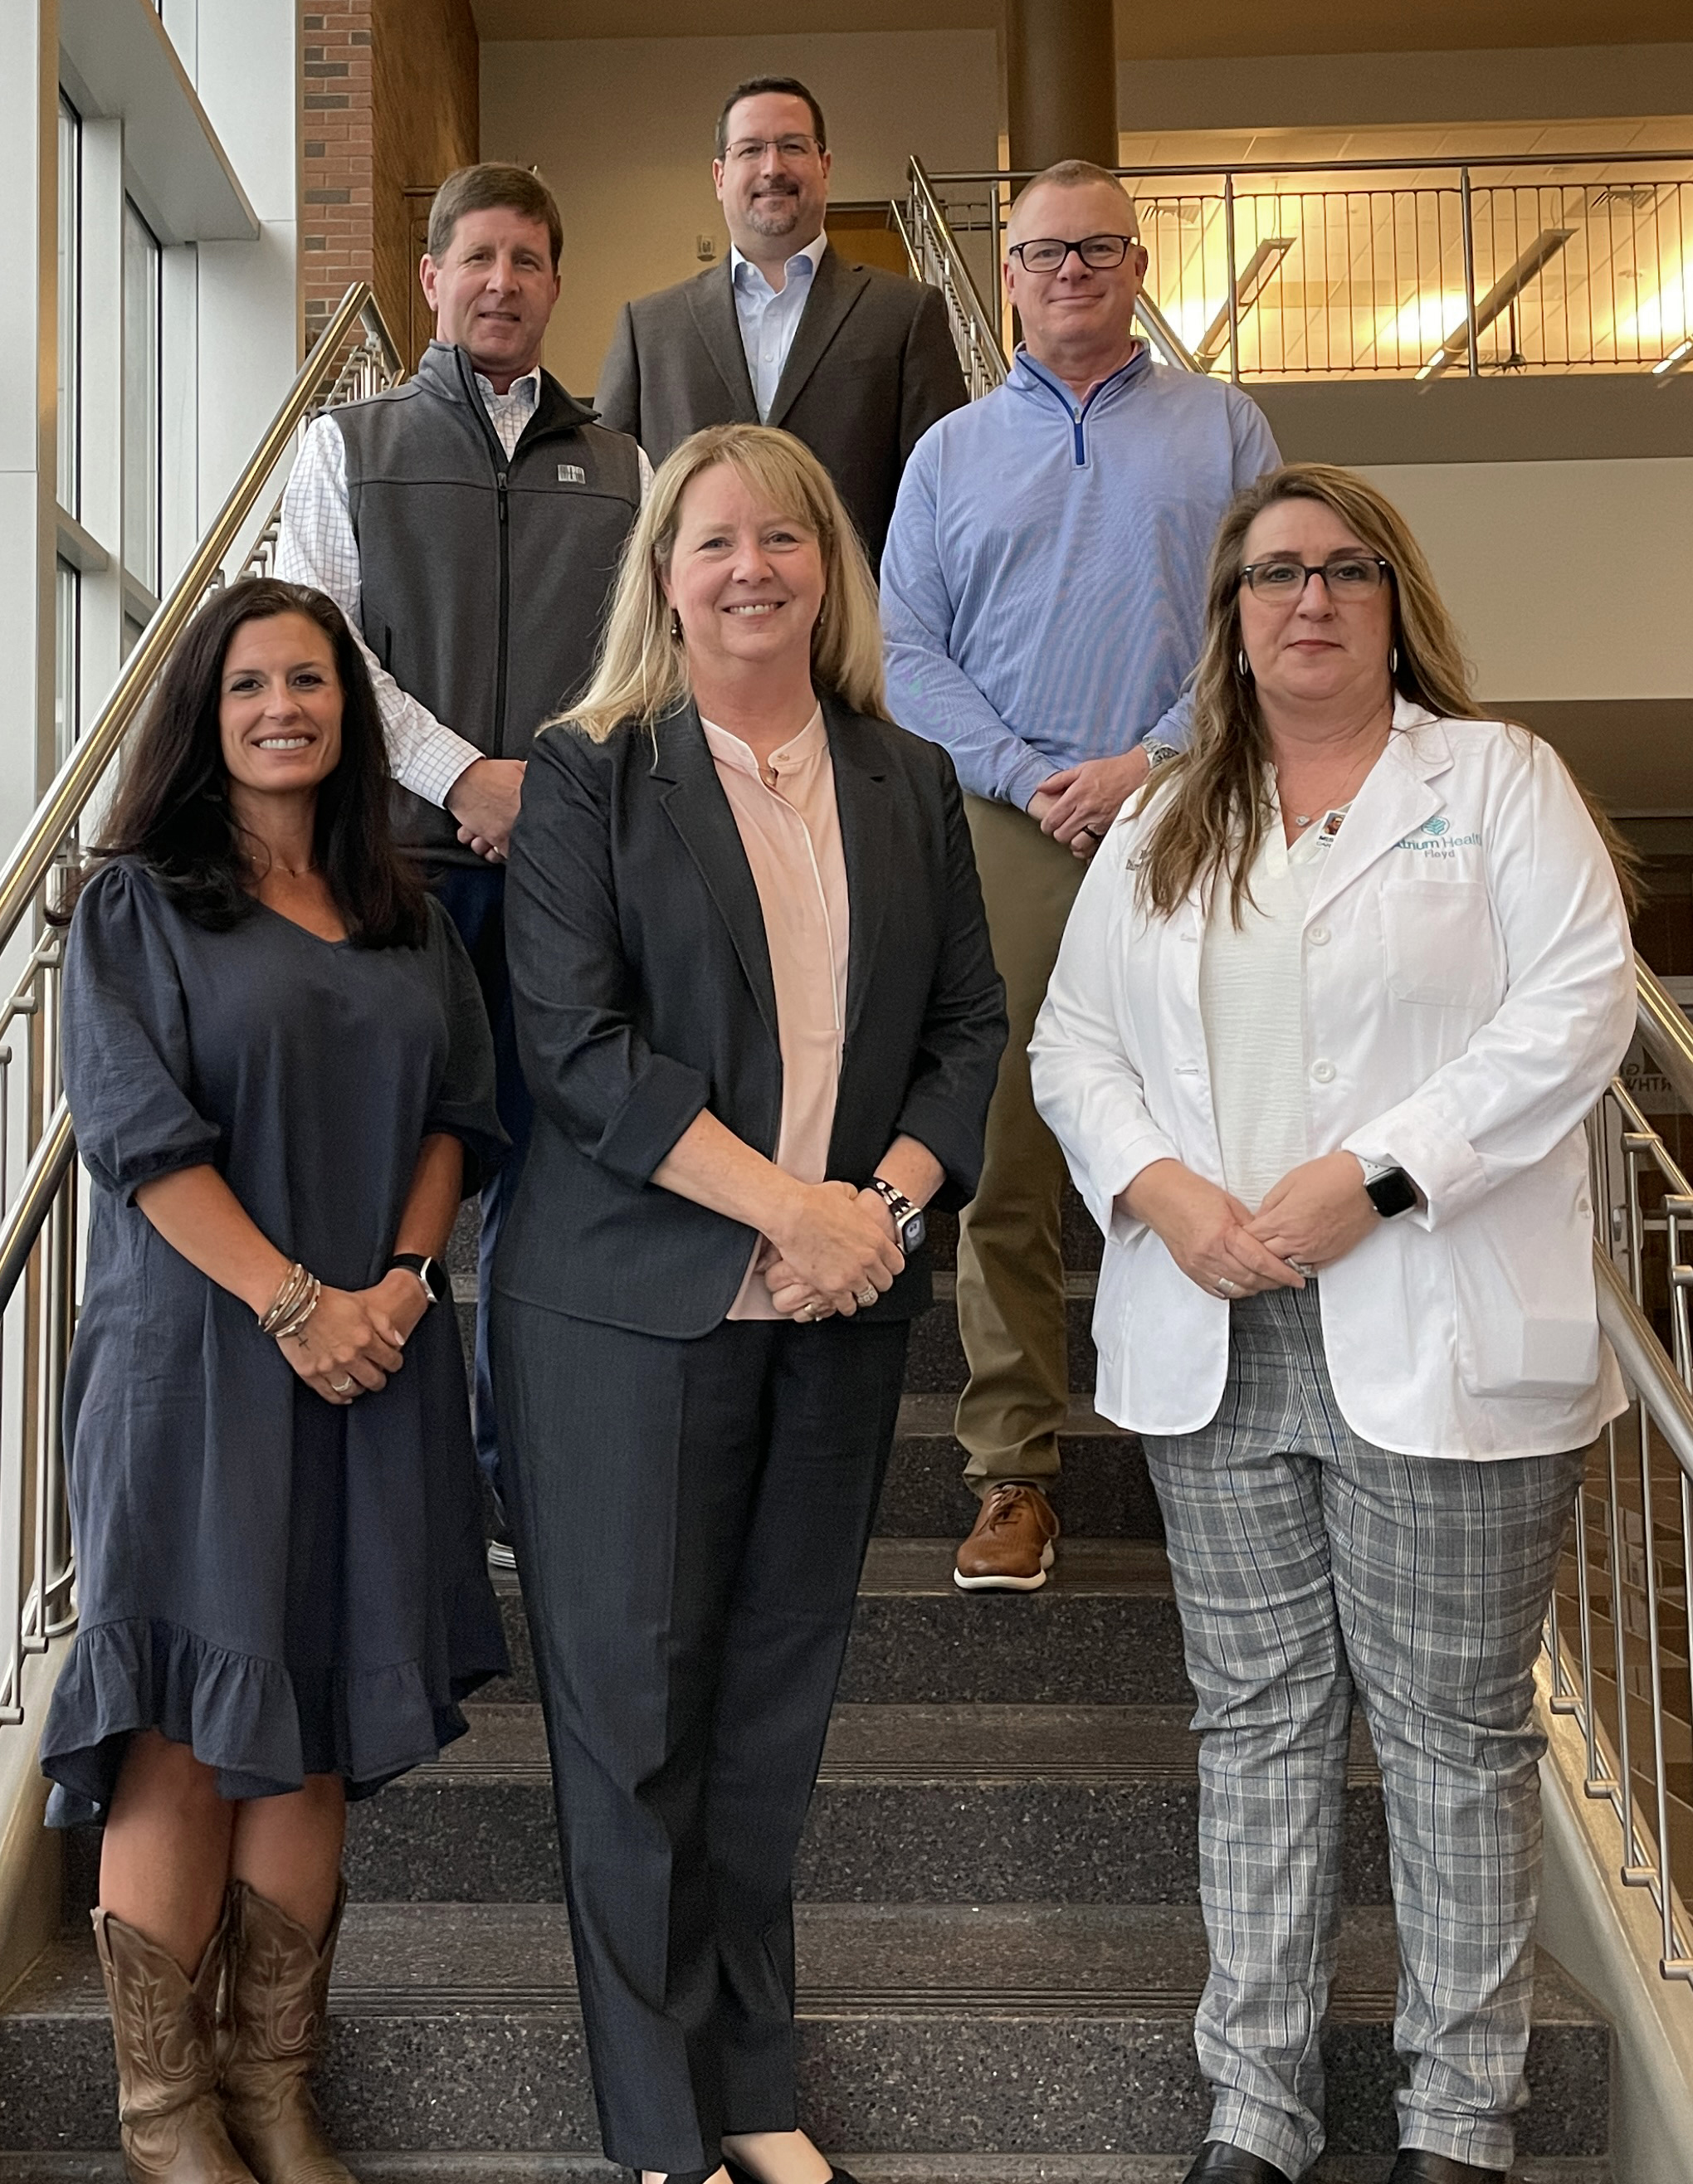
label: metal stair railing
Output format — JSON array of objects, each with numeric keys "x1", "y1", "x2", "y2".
[
  {"x1": 1561, "y1": 955, "x2": 1693, "y2": 1984},
  {"x1": 921, "y1": 149, "x2": 1693, "y2": 381},
  {"x1": 0, "y1": 284, "x2": 403, "y2": 1737}
]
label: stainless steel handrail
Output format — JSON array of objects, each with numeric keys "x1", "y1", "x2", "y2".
[
  {"x1": 1558, "y1": 955, "x2": 1693, "y2": 1984},
  {"x1": 0, "y1": 285, "x2": 403, "y2": 1731},
  {"x1": 920, "y1": 154, "x2": 1693, "y2": 381},
  {"x1": 930, "y1": 149, "x2": 1693, "y2": 183},
  {"x1": 904, "y1": 158, "x2": 1010, "y2": 396}
]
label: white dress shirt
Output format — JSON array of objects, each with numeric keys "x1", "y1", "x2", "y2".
[
  {"x1": 731, "y1": 232, "x2": 828, "y2": 419},
  {"x1": 1032, "y1": 702, "x2": 1636, "y2": 1459},
  {"x1": 276, "y1": 363, "x2": 651, "y2": 810}
]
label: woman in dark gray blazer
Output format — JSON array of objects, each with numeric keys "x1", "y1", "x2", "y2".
[{"x1": 494, "y1": 423, "x2": 1005, "y2": 2184}]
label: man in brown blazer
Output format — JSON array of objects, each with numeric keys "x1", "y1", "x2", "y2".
[{"x1": 596, "y1": 74, "x2": 968, "y2": 567}]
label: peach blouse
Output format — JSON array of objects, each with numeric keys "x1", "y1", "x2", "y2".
[{"x1": 700, "y1": 707, "x2": 852, "y2": 1321}]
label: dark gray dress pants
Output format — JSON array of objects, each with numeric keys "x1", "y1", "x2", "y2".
[{"x1": 493, "y1": 1295, "x2": 910, "y2": 2176}]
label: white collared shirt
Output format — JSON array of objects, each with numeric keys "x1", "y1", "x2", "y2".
[
  {"x1": 276, "y1": 364, "x2": 651, "y2": 809},
  {"x1": 731, "y1": 232, "x2": 828, "y2": 419}
]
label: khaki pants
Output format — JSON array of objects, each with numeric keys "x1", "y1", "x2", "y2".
[{"x1": 955, "y1": 793, "x2": 1086, "y2": 1494}]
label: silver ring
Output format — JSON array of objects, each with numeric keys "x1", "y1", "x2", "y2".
[
  {"x1": 856, "y1": 1285, "x2": 878, "y2": 1307},
  {"x1": 798, "y1": 1305, "x2": 818, "y2": 1324},
  {"x1": 1290, "y1": 1260, "x2": 1319, "y2": 1278},
  {"x1": 1215, "y1": 1276, "x2": 1239, "y2": 1298},
  {"x1": 329, "y1": 1374, "x2": 355, "y2": 1393}
]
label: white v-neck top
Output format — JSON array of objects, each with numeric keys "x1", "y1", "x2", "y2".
[{"x1": 1198, "y1": 800, "x2": 1349, "y2": 1211}]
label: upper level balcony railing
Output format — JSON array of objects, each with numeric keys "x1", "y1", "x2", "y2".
[{"x1": 919, "y1": 150, "x2": 1693, "y2": 383}]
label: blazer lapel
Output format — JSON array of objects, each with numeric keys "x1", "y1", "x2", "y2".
[
  {"x1": 767, "y1": 246, "x2": 869, "y2": 428},
  {"x1": 826, "y1": 700, "x2": 890, "y2": 1050},
  {"x1": 652, "y1": 707, "x2": 779, "y2": 1045},
  {"x1": 685, "y1": 262, "x2": 760, "y2": 421},
  {"x1": 1304, "y1": 704, "x2": 1456, "y2": 924}
]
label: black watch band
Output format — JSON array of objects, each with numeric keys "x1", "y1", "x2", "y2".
[{"x1": 389, "y1": 1253, "x2": 449, "y2": 1306}]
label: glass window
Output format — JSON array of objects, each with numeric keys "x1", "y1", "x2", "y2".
[
  {"x1": 55, "y1": 562, "x2": 81, "y2": 765},
  {"x1": 123, "y1": 197, "x2": 161, "y2": 593},
  {"x1": 57, "y1": 96, "x2": 81, "y2": 517}
]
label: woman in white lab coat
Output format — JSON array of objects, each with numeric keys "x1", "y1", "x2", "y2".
[{"x1": 1031, "y1": 463, "x2": 1636, "y2": 2184}]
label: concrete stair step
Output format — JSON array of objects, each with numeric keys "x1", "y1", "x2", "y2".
[
  {"x1": 0, "y1": 1903, "x2": 1608, "y2": 2161},
  {"x1": 879, "y1": 1395, "x2": 1159, "y2": 1541},
  {"x1": 0, "y1": 2158, "x2": 1612, "y2": 2182},
  {"x1": 490, "y1": 1543, "x2": 1189, "y2": 1709},
  {"x1": 329, "y1": 1703, "x2": 1388, "y2": 1909}
]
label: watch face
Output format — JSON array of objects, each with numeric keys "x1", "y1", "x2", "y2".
[
  {"x1": 1366, "y1": 1168, "x2": 1418, "y2": 1220},
  {"x1": 900, "y1": 1209, "x2": 927, "y2": 1254}
]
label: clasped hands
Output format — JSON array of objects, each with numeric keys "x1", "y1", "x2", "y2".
[
  {"x1": 1125, "y1": 1151, "x2": 1386, "y2": 1300},
  {"x1": 281, "y1": 1270, "x2": 431, "y2": 1406},
  {"x1": 758, "y1": 1178, "x2": 905, "y2": 1323},
  {"x1": 1028, "y1": 748, "x2": 1152, "y2": 861}
]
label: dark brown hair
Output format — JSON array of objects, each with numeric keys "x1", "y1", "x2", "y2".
[
  {"x1": 427, "y1": 163, "x2": 563, "y2": 271},
  {"x1": 714, "y1": 76, "x2": 827, "y2": 160},
  {"x1": 57, "y1": 579, "x2": 428, "y2": 946}
]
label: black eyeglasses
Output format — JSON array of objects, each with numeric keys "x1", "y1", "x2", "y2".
[
  {"x1": 1239, "y1": 553, "x2": 1393, "y2": 601},
  {"x1": 1008, "y1": 233, "x2": 1139, "y2": 272}
]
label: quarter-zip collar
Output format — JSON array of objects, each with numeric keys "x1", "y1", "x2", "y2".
[{"x1": 1009, "y1": 341, "x2": 1154, "y2": 467}]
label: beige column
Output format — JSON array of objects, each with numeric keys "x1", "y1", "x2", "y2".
[{"x1": 1005, "y1": 0, "x2": 1119, "y2": 173}]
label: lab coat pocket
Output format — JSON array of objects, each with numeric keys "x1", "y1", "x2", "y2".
[
  {"x1": 1381, "y1": 879, "x2": 1495, "y2": 1007},
  {"x1": 1451, "y1": 1225, "x2": 1600, "y2": 1399}
]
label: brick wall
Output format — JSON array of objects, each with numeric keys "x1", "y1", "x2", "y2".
[{"x1": 300, "y1": 0, "x2": 478, "y2": 365}]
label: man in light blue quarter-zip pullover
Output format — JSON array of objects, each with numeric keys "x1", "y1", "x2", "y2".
[{"x1": 882, "y1": 159, "x2": 1280, "y2": 1594}]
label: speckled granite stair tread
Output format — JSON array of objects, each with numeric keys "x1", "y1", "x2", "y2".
[
  {"x1": 0, "y1": 2157, "x2": 1612, "y2": 2182},
  {"x1": 426, "y1": 1702, "x2": 1379, "y2": 1787},
  {"x1": 4, "y1": 1902, "x2": 1596, "y2": 2023},
  {"x1": 858, "y1": 1538, "x2": 1170, "y2": 1596}
]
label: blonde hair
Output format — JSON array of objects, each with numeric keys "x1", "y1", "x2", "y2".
[
  {"x1": 1135, "y1": 461, "x2": 1639, "y2": 920},
  {"x1": 560, "y1": 424, "x2": 889, "y2": 743}
]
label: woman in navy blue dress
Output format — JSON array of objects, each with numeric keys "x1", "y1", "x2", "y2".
[{"x1": 41, "y1": 578, "x2": 507, "y2": 2184}]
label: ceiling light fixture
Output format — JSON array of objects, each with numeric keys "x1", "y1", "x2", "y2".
[
  {"x1": 1416, "y1": 228, "x2": 1576, "y2": 380},
  {"x1": 1195, "y1": 237, "x2": 1295, "y2": 373}
]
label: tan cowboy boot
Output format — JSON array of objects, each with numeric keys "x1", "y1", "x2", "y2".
[
  {"x1": 220, "y1": 1879, "x2": 354, "y2": 2184},
  {"x1": 91, "y1": 1901, "x2": 257, "y2": 2184}
]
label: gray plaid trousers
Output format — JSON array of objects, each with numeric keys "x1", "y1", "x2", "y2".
[{"x1": 1142, "y1": 1284, "x2": 1583, "y2": 2177}]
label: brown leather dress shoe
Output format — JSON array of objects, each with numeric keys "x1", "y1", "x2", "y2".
[
  {"x1": 954, "y1": 1483, "x2": 1060, "y2": 1591},
  {"x1": 1388, "y1": 2153, "x2": 1508, "y2": 2182}
]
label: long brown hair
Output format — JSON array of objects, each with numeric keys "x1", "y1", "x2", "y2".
[
  {"x1": 1135, "y1": 461, "x2": 1639, "y2": 922},
  {"x1": 57, "y1": 578, "x2": 427, "y2": 944},
  {"x1": 560, "y1": 424, "x2": 888, "y2": 743}
]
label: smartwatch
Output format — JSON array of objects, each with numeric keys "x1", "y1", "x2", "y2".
[
  {"x1": 1359, "y1": 1160, "x2": 1419, "y2": 1220},
  {"x1": 389, "y1": 1253, "x2": 450, "y2": 1307},
  {"x1": 869, "y1": 1178, "x2": 926, "y2": 1255}
]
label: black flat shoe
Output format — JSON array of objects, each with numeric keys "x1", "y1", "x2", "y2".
[
  {"x1": 1182, "y1": 2145, "x2": 1295, "y2": 2184},
  {"x1": 1388, "y1": 2155, "x2": 1508, "y2": 2182}
]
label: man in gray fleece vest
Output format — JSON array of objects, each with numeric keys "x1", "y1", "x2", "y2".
[{"x1": 277, "y1": 163, "x2": 644, "y2": 1546}]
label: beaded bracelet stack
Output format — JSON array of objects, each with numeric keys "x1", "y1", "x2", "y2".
[{"x1": 258, "y1": 1260, "x2": 321, "y2": 1344}]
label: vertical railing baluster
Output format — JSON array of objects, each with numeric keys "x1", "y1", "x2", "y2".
[{"x1": 1460, "y1": 165, "x2": 1481, "y2": 377}]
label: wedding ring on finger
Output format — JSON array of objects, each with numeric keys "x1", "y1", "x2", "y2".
[
  {"x1": 1215, "y1": 1275, "x2": 1239, "y2": 1298},
  {"x1": 855, "y1": 1285, "x2": 878, "y2": 1308},
  {"x1": 1290, "y1": 1259, "x2": 1319, "y2": 1278},
  {"x1": 329, "y1": 1374, "x2": 356, "y2": 1393}
]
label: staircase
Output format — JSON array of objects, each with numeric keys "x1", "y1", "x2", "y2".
[{"x1": 0, "y1": 1195, "x2": 1616, "y2": 2180}]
